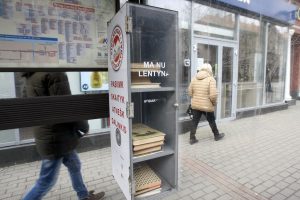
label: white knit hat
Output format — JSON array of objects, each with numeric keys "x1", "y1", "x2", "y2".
[{"x1": 197, "y1": 63, "x2": 212, "y2": 73}]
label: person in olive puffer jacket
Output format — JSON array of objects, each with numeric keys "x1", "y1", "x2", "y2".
[
  {"x1": 21, "y1": 72, "x2": 105, "y2": 200},
  {"x1": 188, "y1": 63, "x2": 225, "y2": 144}
]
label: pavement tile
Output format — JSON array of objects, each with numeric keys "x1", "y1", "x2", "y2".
[
  {"x1": 262, "y1": 180, "x2": 276, "y2": 188},
  {"x1": 280, "y1": 188, "x2": 295, "y2": 197},
  {"x1": 294, "y1": 190, "x2": 300, "y2": 197},
  {"x1": 289, "y1": 182, "x2": 300, "y2": 191},
  {"x1": 216, "y1": 194, "x2": 232, "y2": 200},
  {"x1": 276, "y1": 181, "x2": 289, "y2": 189},
  {"x1": 203, "y1": 185, "x2": 218, "y2": 193},
  {"x1": 280, "y1": 171, "x2": 292, "y2": 178},
  {"x1": 271, "y1": 193, "x2": 287, "y2": 200},
  {"x1": 291, "y1": 172, "x2": 300, "y2": 179},
  {"x1": 202, "y1": 192, "x2": 219, "y2": 200},
  {"x1": 190, "y1": 190, "x2": 206, "y2": 199},
  {"x1": 284, "y1": 177, "x2": 297, "y2": 184},
  {"x1": 266, "y1": 186, "x2": 281, "y2": 195},
  {"x1": 253, "y1": 185, "x2": 267, "y2": 193},
  {"x1": 261, "y1": 191, "x2": 273, "y2": 199},
  {"x1": 286, "y1": 196, "x2": 300, "y2": 200}
]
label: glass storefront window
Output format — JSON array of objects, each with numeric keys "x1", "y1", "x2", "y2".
[
  {"x1": 192, "y1": 3, "x2": 236, "y2": 40},
  {"x1": 237, "y1": 16, "x2": 264, "y2": 109},
  {"x1": 0, "y1": 72, "x2": 110, "y2": 146},
  {"x1": 0, "y1": 129, "x2": 18, "y2": 146},
  {"x1": 0, "y1": 73, "x2": 16, "y2": 98},
  {"x1": 265, "y1": 24, "x2": 288, "y2": 104},
  {"x1": 222, "y1": 47, "x2": 234, "y2": 118}
]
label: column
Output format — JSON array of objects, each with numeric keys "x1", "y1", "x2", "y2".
[{"x1": 285, "y1": 29, "x2": 295, "y2": 101}]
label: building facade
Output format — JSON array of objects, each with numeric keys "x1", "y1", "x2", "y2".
[
  {"x1": 291, "y1": 0, "x2": 300, "y2": 99},
  {"x1": 144, "y1": 0, "x2": 296, "y2": 123}
]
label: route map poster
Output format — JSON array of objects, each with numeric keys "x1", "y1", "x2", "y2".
[{"x1": 0, "y1": 0, "x2": 114, "y2": 68}]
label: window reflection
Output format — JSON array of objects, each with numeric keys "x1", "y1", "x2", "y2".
[
  {"x1": 265, "y1": 25, "x2": 288, "y2": 104},
  {"x1": 237, "y1": 16, "x2": 263, "y2": 109},
  {"x1": 222, "y1": 47, "x2": 233, "y2": 118},
  {"x1": 192, "y1": 4, "x2": 235, "y2": 40},
  {"x1": 9, "y1": 72, "x2": 109, "y2": 97},
  {"x1": 0, "y1": 129, "x2": 18, "y2": 145},
  {"x1": 0, "y1": 73, "x2": 17, "y2": 98}
]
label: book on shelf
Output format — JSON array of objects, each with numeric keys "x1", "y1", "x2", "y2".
[
  {"x1": 134, "y1": 163, "x2": 161, "y2": 196},
  {"x1": 131, "y1": 63, "x2": 161, "y2": 88},
  {"x1": 131, "y1": 63, "x2": 161, "y2": 71},
  {"x1": 135, "y1": 185, "x2": 161, "y2": 196},
  {"x1": 132, "y1": 124, "x2": 165, "y2": 146},
  {"x1": 134, "y1": 140, "x2": 164, "y2": 151},
  {"x1": 131, "y1": 75, "x2": 161, "y2": 88},
  {"x1": 131, "y1": 83, "x2": 161, "y2": 89},
  {"x1": 131, "y1": 68, "x2": 161, "y2": 72},
  {"x1": 133, "y1": 145, "x2": 162, "y2": 156}
]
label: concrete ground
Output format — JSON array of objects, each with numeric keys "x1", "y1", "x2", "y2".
[{"x1": 1, "y1": 102, "x2": 300, "y2": 200}]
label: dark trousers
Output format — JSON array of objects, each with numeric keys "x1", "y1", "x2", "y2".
[{"x1": 190, "y1": 109, "x2": 219, "y2": 139}]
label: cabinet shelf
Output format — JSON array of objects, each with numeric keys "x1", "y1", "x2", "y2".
[
  {"x1": 131, "y1": 87, "x2": 175, "y2": 93},
  {"x1": 133, "y1": 146, "x2": 174, "y2": 163}
]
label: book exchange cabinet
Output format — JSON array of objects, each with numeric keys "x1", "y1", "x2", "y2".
[{"x1": 108, "y1": 3, "x2": 178, "y2": 200}]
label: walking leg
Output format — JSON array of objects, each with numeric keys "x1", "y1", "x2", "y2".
[
  {"x1": 206, "y1": 112, "x2": 224, "y2": 141},
  {"x1": 189, "y1": 110, "x2": 202, "y2": 144},
  {"x1": 22, "y1": 159, "x2": 62, "y2": 200}
]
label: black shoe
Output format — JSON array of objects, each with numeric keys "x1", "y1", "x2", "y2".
[
  {"x1": 214, "y1": 133, "x2": 225, "y2": 141},
  {"x1": 189, "y1": 138, "x2": 199, "y2": 145},
  {"x1": 83, "y1": 190, "x2": 105, "y2": 200}
]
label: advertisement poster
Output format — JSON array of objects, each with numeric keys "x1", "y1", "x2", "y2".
[
  {"x1": 0, "y1": 0, "x2": 114, "y2": 68},
  {"x1": 80, "y1": 71, "x2": 108, "y2": 92},
  {"x1": 108, "y1": 4, "x2": 131, "y2": 200}
]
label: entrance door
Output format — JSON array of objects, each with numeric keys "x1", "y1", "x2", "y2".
[{"x1": 192, "y1": 38, "x2": 237, "y2": 121}]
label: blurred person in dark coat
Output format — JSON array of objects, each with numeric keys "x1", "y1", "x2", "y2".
[{"x1": 21, "y1": 72, "x2": 104, "y2": 200}]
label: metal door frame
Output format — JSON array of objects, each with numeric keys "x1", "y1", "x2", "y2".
[{"x1": 192, "y1": 36, "x2": 238, "y2": 121}]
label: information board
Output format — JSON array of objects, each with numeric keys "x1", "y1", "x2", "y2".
[{"x1": 0, "y1": 0, "x2": 114, "y2": 68}]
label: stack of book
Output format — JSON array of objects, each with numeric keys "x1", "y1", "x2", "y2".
[
  {"x1": 132, "y1": 124, "x2": 165, "y2": 156},
  {"x1": 134, "y1": 163, "x2": 162, "y2": 196},
  {"x1": 131, "y1": 63, "x2": 161, "y2": 88}
]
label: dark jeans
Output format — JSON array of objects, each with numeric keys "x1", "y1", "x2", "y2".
[
  {"x1": 22, "y1": 151, "x2": 89, "y2": 200},
  {"x1": 190, "y1": 109, "x2": 219, "y2": 139}
]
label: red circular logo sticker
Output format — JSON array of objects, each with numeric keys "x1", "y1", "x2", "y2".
[{"x1": 110, "y1": 25, "x2": 123, "y2": 71}]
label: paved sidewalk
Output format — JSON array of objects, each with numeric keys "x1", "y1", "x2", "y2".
[{"x1": 1, "y1": 102, "x2": 300, "y2": 200}]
